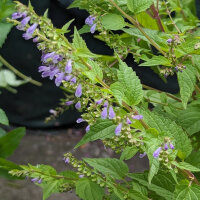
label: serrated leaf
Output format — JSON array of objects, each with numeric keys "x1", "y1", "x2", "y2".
[
  {"x1": 75, "y1": 119, "x2": 116, "y2": 148},
  {"x1": 172, "y1": 161, "x2": 200, "y2": 172},
  {"x1": 100, "y1": 14, "x2": 125, "y2": 30},
  {"x1": 139, "y1": 56, "x2": 172, "y2": 67},
  {"x1": 120, "y1": 146, "x2": 138, "y2": 161},
  {"x1": 148, "y1": 158, "x2": 160, "y2": 184},
  {"x1": 111, "y1": 60, "x2": 143, "y2": 106},
  {"x1": 0, "y1": 108, "x2": 8, "y2": 125},
  {"x1": 0, "y1": 127, "x2": 25, "y2": 158},
  {"x1": 0, "y1": 22, "x2": 12, "y2": 48},
  {"x1": 61, "y1": 19, "x2": 74, "y2": 33},
  {"x1": 174, "y1": 182, "x2": 200, "y2": 200},
  {"x1": 127, "y1": 0, "x2": 154, "y2": 14},
  {"x1": 84, "y1": 158, "x2": 129, "y2": 180},
  {"x1": 76, "y1": 179, "x2": 104, "y2": 200},
  {"x1": 177, "y1": 66, "x2": 196, "y2": 109},
  {"x1": 139, "y1": 108, "x2": 192, "y2": 159}
]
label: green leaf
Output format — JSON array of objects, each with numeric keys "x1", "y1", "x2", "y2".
[
  {"x1": 0, "y1": 22, "x2": 12, "y2": 48},
  {"x1": 76, "y1": 179, "x2": 104, "y2": 200},
  {"x1": 0, "y1": 0, "x2": 15, "y2": 21},
  {"x1": 120, "y1": 146, "x2": 138, "y2": 161},
  {"x1": 127, "y1": 0, "x2": 154, "y2": 14},
  {"x1": 177, "y1": 66, "x2": 196, "y2": 109},
  {"x1": 58, "y1": 19, "x2": 74, "y2": 34},
  {"x1": 139, "y1": 108, "x2": 192, "y2": 159},
  {"x1": 111, "y1": 60, "x2": 143, "y2": 106},
  {"x1": 0, "y1": 127, "x2": 25, "y2": 158},
  {"x1": 0, "y1": 108, "x2": 8, "y2": 125},
  {"x1": 172, "y1": 161, "x2": 200, "y2": 172},
  {"x1": 41, "y1": 181, "x2": 60, "y2": 200},
  {"x1": 174, "y1": 182, "x2": 200, "y2": 200},
  {"x1": 100, "y1": 14, "x2": 125, "y2": 30},
  {"x1": 185, "y1": 151, "x2": 200, "y2": 169},
  {"x1": 84, "y1": 158, "x2": 129, "y2": 180},
  {"x1": 75, "y1": 119, "x2": 116, "y2": 148},
  {"x1": 148, "y1": 158, "x2": 160, "y2": 184},
  {"x1": 129, "y1": 190, "x2": 149, "y2": 200},
  {"x1": 139, "y1": 56, "x2": 172, "y2": 67},
  {"x1": 0, "y1": 128, "x2": 6, "y2": 138}
]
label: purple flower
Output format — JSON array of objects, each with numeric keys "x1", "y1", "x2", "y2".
[
  {"x1": 75, "y1": 84, "x2": 82, "y2": 98},
  {"x1": 103, "y1": 101, "x2": 108, "y2": 107},
  {"x1": 66, "y1": 101, "x2": 74, "y2": 106},
  {"x1": 109, "y1": 106, "x2": 115, "y2": 119},
  {"x1": 75, "y1": 101, "x2": 81, "y2": 110},
  {"x1": 49, "y1": 67, "x2": 60, "y2": 80},
  {"x1": 49, "y1": 109, "x2": 57, "y2": 115},
  {"x1": 96, "y1": 99, "x2": 103, "y2": 105},
  {"x1": 175, "y1": 66, "x2": 179, "y2": 72},
  {"x1": 53, "y1": 55, "x2": 63, "y2": 64},
  {"x1": 12, "y1": 12, "x2": 23, "y2": 19},
  {"x1": 55, "y1": 72, "x2": 64, "y2": 86},
  {"x1": 27, "y1": 23, "x2": 38, "y2": 35},
  {"x1": 31, "y1": 178, "x2": 38, "y2": 183},
  {"x1": 86, "y1": 125, "x2": 90, "y2": 132},
  {"x1": 43, "y1": 52, "x2": 55, "y2": 63},
  {"x1": 65, "y1": 60, "x2": 72, "y2": 73},
  {"x1": 167, "y1": 38, "x2": 173, "y2": 44},
  {"x1": 33, "y1": 37, "x2": 39, "y2": 43},
  {"x1": 16, "y1": 16, "x2": 30, "y2": 30},
  {"x1": 132, "y1": 115, "x2": 143, "y2": 120},
  {"x1": 22, "y1": 32, "x2": 33, "y2": 40},
  {"x1": 38, "y1": 179, "x2": 42, "y2": 184},
  {"x1": 139, "y1": 152, "x2": 147, "y2": 158},
  {"x1": 169, "y1": 143, "x2": 175, "y2": 149},
  {"x1": 63, "y1": 157, "x2": 70, "y2": 164},
  {"x1": 90, "y1": 24, "x2": 96, "y2": 34},
  {"x1": 85, "y1": 16, "x2": 96, "y2": 26},
  {"x1": 79, "y1": 174, "x2": 84, "y2": 178},
  {"x1": 126, "y1": 118, "x2": 132, "y2": 124},
  {"x1": 153, "y1": 147, "x2": 162, "y2": 158},
  {"x1": 115, "y1": 123, "x2": 122, "y2": 136},
  {"x1": 70, "y1": 77, "x2": 77, "y2": 84},
  {"x1": 64, "y1": 75, "x2": 72, "y2": 81},
  {"x1": 164, "y1": 143, "x2": 168, "y2": 150},
  {"x1": 76, "y1": 118, "x2": 84, "y2": 123},
  {"x1": 21, "y1": 12, "x2": 27, "y2": 18},
  {"x1": 101, "y1": 107, "x2": 107, "y2": 119}
]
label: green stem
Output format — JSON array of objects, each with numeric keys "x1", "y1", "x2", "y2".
[{"x1": 0, "y1": 55, "x2": 42, "y2": 86}]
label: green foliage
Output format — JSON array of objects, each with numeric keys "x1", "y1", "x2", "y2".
[
  {"x1": 84, "y1": 158, "x2": 129, "y2": 180},
  {"x1": 0, "y1": 108, "x2": 8, "y2": 125},
  {"x1": 0, "y1": 0, "x2": 15, "y2": 22},
  {"x1": 75, "y1": 119, "x2": 116, "y2": 148},
  {"x1": 120, "y1": 146, "x2": 138, "y2": 161},
  {"x1": 0, "y1": 22, "x2": 12, "y2": 48},
  {"x1": 110, "y1": 60, "x2": 143, "y2": 106}
]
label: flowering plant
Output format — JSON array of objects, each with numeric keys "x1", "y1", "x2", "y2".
[{"x1": 6, "y1": 0, "x2": 200, "y2": 199}]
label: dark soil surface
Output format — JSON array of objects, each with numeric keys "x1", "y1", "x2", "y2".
[{"x1": 0, "y1": 128, "x2": 149, "y2": 200}]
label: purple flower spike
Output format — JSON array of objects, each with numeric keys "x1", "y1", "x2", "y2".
[
  {"x1": 79, "y1": 174, "x2": 84, "y2": 178},
  {"x1": 65, "y1": 60, "x2": 72, "y2": 73},
  {"x1": 103, "y1": 101, "x2": 109, "y2": 107},
  {"x1": 38, "y1": 179, "x2": 42, "y2": 184},
  {"x1": 126, "y1": 118, "x2": 132, "y2": 125},
  {"x1": 153, "y1": 147, "x2": 162, "y2": 158},
  {"x1": 76, "y1": 118, "x2": 84, "y2": 123},
  {"x1": 164, "y1": 143, "x2": 168, "y2": 150},
  {"x1": 132, "y1": 115, "x2": 143, "y2": 120},
  {"x1": 109, "y1": 106, "x2": 115, "y2": 119},
  {"x1": 85, "y1": 16, "x2": 96, "y2": 26},
  {"x1": 139, "y1": 152, "x2": 147, "y2": 158},
  {"x1": 31, "y1": 178, "x2": 38, "y2": 183},
  {"x1": 27, "y1": 23, "x2": 38, "y2": 35},
  {"x1": 115, "y1": 123, "x2": 122, "y2": 136},
  {"x1": 86, "y1": 125, "x2": 90, "y2": 132},
  {"x1": 101, "y1": 107, "x2": 107, "y2": 119},
  {"x1": 66, "y1": 101, "x2": 74, "y2": 106},
  {"x1": 64, "y1": 157, "x2": 70, "y2": 164},
  {"x1": 90, "y1": 24, "x2": 96, "y2": 34},
  {"x1": 55, "y1": 72, "x2": 64, "y2": 87},
  {"x1": 96, "y1": 99, "x2": 103, "y2": 105},
  {"x1": 70, "y1": 77, "x2": 77, "y2": 84},
  {"x1": 167, "y1": 38, "x2": 173, "y2": 44},
  {"x1": 64, "y1": 75, "x2": 72, "y2": 81},
  {"x1": 75, "y1": 101, "x2": 81, "y2": 110},
  {"x1": 75, "y1": 84, "x2": 82, "y2": 98},
  {"x1": 169, "y1": 143, "x2": 175, "y2": 149}
]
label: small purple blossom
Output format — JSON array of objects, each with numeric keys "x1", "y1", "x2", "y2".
[
  {"x1": 101, "y1": 107, "x2": 107, "y2": 119},
  {"x1": 76, "y1": 118, "x2": 84, "y2": 123},
  {"x1": 86, "y1": 125, "x2": 90, "y2": 132},
  {"x1": 63, "y1": 157, "x2": 70, "y2": 164},
  {"x1": 167, "y1": 38, "x2": 173, "y2": 44},
  {"x1": 27, "y1": 23, "x2": 38, "y2": 35},
  {"x1": 169, "y1": 143, "x2": 175, "y2": 149},
  {"x1": 49, "y1": 67, "x2": 60, "y2": 80},
  {"x1": 115, "y1": 123, "x2": 122, "y2": 136},
  {"x1": 96, "y1": 99, "x2": 103, "y2": 105},
  {"x1": 75, "y1": 101, "x2": 81, "y2": 110},
  {"x1": 49, "y1": 109, "x2": 57, "y2": 115},
  {"x1": 22, "y1": 32, "x2": 33, "y2": 40},
  {"x1": 31, "y1": 178, "x2": 38, "y2": 183},
  {"x1": 75, "y1": 84, "x2": 82, "y2": 98},
  {"x1": 132, "y1": 115, "x2": 143, "y2": 120},
  {"x1": 164, "y1": 143, "x2": 168, "y2": 150},
  {"x1": 12, "y1": 12, "x2": 22, "y2": 19},
  {"x1": 153, "y1": 147, "x2": 162, "y2": 158},
  {"x1": 38, "y1": 179, "x2": 42, "y2": 184},
  {"x1": 126, "y1": 118, "x2": 132, "y2": 124},
  {"x1": 16, "y1": 16, "x2": 30, "y2": 30},
  {"x1": 108, "y1": 106, "x2": 115, "y2": 119},
  {"x1": 175, "y1": 66, "x2": 179, "y2": 72},
  {"x1": 103, "y1": 101, "x2": 109, "y2": 107},
  {"x1": 70, "y1": 77, "x2": 77, "y2": 84},
  {"x1": 65, "y1": 60, "x2": 72, "y2": 73},
  {"x1": 41, "y1": 70, "x2": 51, "y2": 78},
  {"x1": 85, "y1": 15, "x2": 96, "y2": 26},
  {"x1": 33, "y1": 37, "x2": 39, "y2": 43},
  {"x1": 90, "y1": 24, "x2": 96, "y2": 34},
  {"x1": 53, "y1": 55, "x2": 63, "y2": 64},
  {"x1": 64, "y1": 75, "x2": 72, "y2": 81},
  {"x1": 43, "y1": 52, "x2": 55, "y2": 63},
  {"x1": 55, "y1": 72, "x2": 64, "y2": 86},
  {"x1": 139, "y1": 152, "x2": 147, "y2": 158},
  {"x1": 66, "y1": 101, "x2": 74, "y2": 106},
  {"x1": 79, "y1": 174, "x2": 84, "y2": 178}
]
